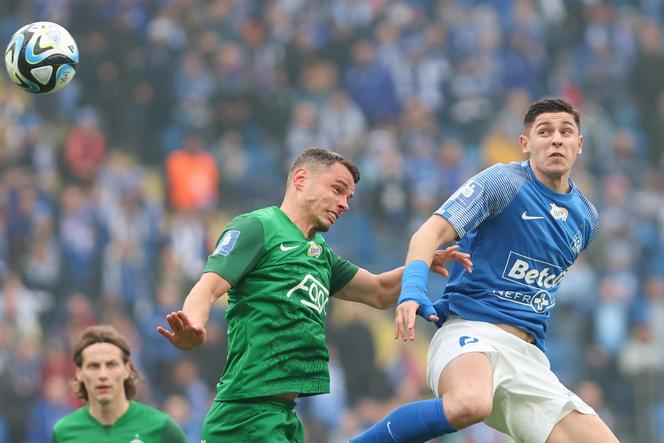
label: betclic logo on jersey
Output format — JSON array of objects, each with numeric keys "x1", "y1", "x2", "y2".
[{"x1": 502, "y1": 251, "x2": 567, "y2": 290}]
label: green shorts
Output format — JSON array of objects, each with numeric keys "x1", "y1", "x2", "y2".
[{"x1": 201, "y1": 397, "x2": 304, "y2": 443}]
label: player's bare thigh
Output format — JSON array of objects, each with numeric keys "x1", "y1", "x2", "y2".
[
  {"x1": 546, "y1": 410, "x2": 619, "y2": 443},
  {"x1": 438, "y1": 352, "x2": 494, "y2": 429}
]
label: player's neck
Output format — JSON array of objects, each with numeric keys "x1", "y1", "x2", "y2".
[
  {"x1": 530, "y1": 163, "x2": 571, "y2": 194},
  {"x1": 279, "y1": 202, "x2": 315, "y2": 239},
  {"x1": 89, "y1": 397, "x2": 130, "y2": 426}
]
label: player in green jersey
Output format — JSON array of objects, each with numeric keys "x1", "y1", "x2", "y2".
[
  {"x1": 157, "y1": 147, "x2": 472, "y2": 442},
  {"x1": 52, "y1": 325, "x2": 187, "y2": 443}
]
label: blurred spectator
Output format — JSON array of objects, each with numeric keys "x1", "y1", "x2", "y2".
[
  {"x1": 58, "y1": 185, "x2": 103, "y2": 295},
  {"x1": 140, "y1": 280, "x2": 188, "y2": 395},
  {"x1": 285, "y1": 101, "x2": 328, "y2": 161},
  {"x1": 26, "y1": 376, "x2": 73, "y2": 443},
  {"x1": 100, "y1": 176, "x2": 161, "y2": 315},
  {"x1": 165, "y1": 358, "x2": 211, "y2": 443},
  {"x1": 618, "y1": 323, "x2": 663, "y2": 442},
  {"x1": 62, "y1": 108, "x2": 108, "y2": 186},
  {"x1": 165, "y1": 132, "x2": 219, "y2": 212},
  {"x1": 0, "y1": 271, "x2": 52, "y2": 340},
  {"x1": 344, "y1": 40, "x2": 401, "y2": 124},
  {"x1": 631, "y1": 21, "x2": 664, "y2": 160},
  {"x1": 318, "y1": 89, "x2": 367, "y2": 158}
]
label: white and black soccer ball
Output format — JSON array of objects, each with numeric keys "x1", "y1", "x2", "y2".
[{"x1": 4, "y1": 21, "x2": 79, "y2": 94}]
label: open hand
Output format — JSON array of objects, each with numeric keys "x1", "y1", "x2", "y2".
[
  {"x1": 394, "y1": 300, "x2": 430, "y2": 342},
  {"x1": 430, "y1": 244, "x2": 472, "y2": 277},
  {"x1": 157, "y1": 311, "x2": 207, "y2": 350}
]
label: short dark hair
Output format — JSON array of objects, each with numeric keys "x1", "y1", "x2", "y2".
[
  {"x1": 72, "y1": 325, "x2": 140, "y2": 401},
  {"x1": 288, "y1": 147, "x2": 360, "y2": 183},
  {"x1": 523, "y1": 98, "x2": 580, "y2": 131}
]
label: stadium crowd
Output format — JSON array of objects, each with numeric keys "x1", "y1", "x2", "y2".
[{"x1": 1, "y1": 0, "x2": 663, "y2": 442}]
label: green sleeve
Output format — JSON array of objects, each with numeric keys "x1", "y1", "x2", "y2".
[
  {"x1": 203, "y1": 216, "x2": 265, "y2": 286},
  {"x1": 329, "y1": 251, "x2": 359, "y2": 295},
  {"x1": 51, "y1": 431, "x2": 59, "y2": 443},
  {"x1": 160, "y1": 416, "x2": 187, "y2": 443}
]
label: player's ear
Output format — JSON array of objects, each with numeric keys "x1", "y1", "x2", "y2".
[
  {"x1": 577, "y1": 134, "x2": 583, "y2": 156},
  {"x1": 123, "y1": 361, "x2": 132, "y2": 380},
  {"x1": 291, "y1": 167, "x2": 308, "y2": 191},
  {"x1": 75, "y1": 367, "x2": 82, "y2": 381},
  {"x1": 519, "y1": 134, "x2": 529, "y2": 154}
]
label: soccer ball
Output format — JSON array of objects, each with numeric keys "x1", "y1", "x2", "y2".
[{"x1": 4, "y1": 21, "x2": 79, "y2": 94}]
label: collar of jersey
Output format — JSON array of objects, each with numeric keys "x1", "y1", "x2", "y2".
[
  {"x1": 272, "y1": 206, "x2": 323, "y2": 243},
  {"x1": 522, "y1": 160, "x2": 576, "y2": 202}
]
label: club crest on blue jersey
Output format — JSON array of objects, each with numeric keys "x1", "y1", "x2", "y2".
[
  {"x1": 549, "y1": 203, "x2": 569, "y2": 221},
  {"x1": 213, "y1": 230, "x2": 240, "y2": 256},
  {"x1": 307, "y1": 241, "x2": 322, "y2": 258}
]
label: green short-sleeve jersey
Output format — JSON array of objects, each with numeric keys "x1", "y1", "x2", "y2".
[
  {"x1": 204, "y1": 206, "x2": 359, "y2": 400},
  {"x1": 51, "y1": 401, "x2": 187, "y2": 443}
]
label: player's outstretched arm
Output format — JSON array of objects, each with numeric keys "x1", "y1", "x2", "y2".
[
  {"x1": 157, "y1": 272, "x2": 230, "y2": 350},
  {"x1": 395, "y1": 215, "x2": 460, "y2": 341},
  {"x1": 333, "y1": 245, "x2": 470, "y2": 309}
]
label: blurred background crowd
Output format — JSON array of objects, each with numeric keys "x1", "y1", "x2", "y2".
[{"x1": 0, "y1": 0, "x2": 663, "y2": 442}]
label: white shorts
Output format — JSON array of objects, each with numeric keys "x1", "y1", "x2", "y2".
[{"x1": 426, "y1": 316, "x2": 596, "y2": 443}]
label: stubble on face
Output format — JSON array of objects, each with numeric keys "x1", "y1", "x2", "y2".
[{"x1": 304, "y1": 163, "x2": 355, "y2": 234}]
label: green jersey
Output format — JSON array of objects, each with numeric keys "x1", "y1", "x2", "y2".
[
  {"x1": 51, "y1": 401, "x2": 187, "y2": 443},
  {"x1": 204, "y1": 206, "x2": 359, "y2": 400}
]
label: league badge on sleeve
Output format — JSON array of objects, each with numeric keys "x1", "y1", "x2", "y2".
[
  {"x1": 213, "y1": 230, "x2": 240, "y2": 256},
  {"x1": 453, "y1": 180, "x2": 484, "y2": 208}
]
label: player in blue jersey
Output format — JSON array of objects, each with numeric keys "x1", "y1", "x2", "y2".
[{"x1": 351, "y1": 99, "x2": 619, "y2": 443}]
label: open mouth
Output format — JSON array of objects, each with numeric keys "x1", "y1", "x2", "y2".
[
  {"x1": 326, "y1": 210, "x2": 338, "y2": 223},
  {"x1": 549, "y1": 152, "x2": 565, "y2": 158}
]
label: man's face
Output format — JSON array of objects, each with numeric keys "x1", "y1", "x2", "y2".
[
  {"x1": 301, "y1": 162, "x2": 356, "y2": 233},
  {"x1": 520, "y1": 112, "x2": 583, "y2": 180},
  {"x1": 76, "y1": 343, "x2": 130, "y2": 407}
]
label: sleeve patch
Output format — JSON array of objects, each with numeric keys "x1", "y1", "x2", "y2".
[
  {"x1": 214, "y1": 230, "x2": 240, "y2": 256},
  {"x1": 452, "y1": 180, "x2": 484, "y2": 208}
]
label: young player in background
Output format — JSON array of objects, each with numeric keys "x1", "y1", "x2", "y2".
[
  {"x1": 52, "y1": 325, "x2": 187, "y2": 443},
  {"x1": 157, "y1": 148, "x2": 472, "y2": 442},
  {"x1": 352, "y1": 99, "x2": 619, "y2": 442}
]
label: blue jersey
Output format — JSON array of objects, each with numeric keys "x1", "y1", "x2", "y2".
[{"x1": 433, "y1": 161, "x2": 599, "y2": 351}]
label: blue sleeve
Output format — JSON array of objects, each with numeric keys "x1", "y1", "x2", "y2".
[
  {"x1": 578, "y1": 193, "x2": 600, "y2": 251},
  {"x1": 435, "y1": 163, "x2": 526, "y2": 239}
]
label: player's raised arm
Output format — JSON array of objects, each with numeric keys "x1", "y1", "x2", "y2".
[
  {"x1": 157, "y1": 272, "x2": 230, "y2": 350},
  {"x1": 395, "y1": 215, "x2": 460, "y2": 341},
  {"x1": 334, "y1": 245, "x2": 471, "y2": 309}
]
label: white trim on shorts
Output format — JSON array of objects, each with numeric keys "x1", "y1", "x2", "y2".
[{"x1": 426, "y1": 316, "x2": 596, "y2": 443}]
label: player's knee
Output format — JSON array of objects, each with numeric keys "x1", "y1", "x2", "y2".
[{"x1": 445, "y1": 393, "x2": 493, "y2": 427}]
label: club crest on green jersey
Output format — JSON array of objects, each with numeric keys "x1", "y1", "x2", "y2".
[
  {"x1": 130, "y1": 435, "x2": 144, "y2": 443},
  {"x1": 307, "y1": 241, "x2": 322, "y2": 258},
  {"x1": 286, "y1": 273, "x2": 329, "y2": 314}
]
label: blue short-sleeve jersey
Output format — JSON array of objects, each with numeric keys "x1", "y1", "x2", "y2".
[{"x1": 434, "y1": 161, "x2": 599, "y2": 351}]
